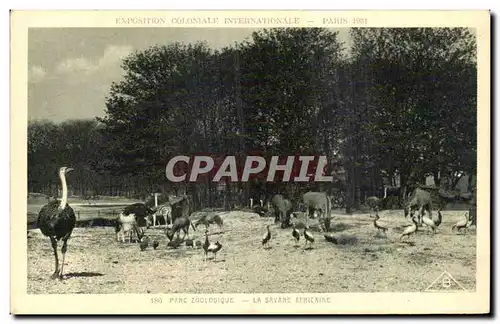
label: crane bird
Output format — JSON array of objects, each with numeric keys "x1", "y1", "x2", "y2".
[
  {"x1": 433, "y1": 209, "x2": 443, "y2": 227},
  {"x1": 140, "y1": 236, "x2": 150, "y2": 251},
  {"x1": 36, "y1": 167, "x2": 76, "y2": 280},
  {"x1": 203, "y1": 230, "x2": 210, "y2": 261},
  {"x1": 422, "y1": 214, "x2": 437, "y2": 234},
  {"x1": 292, "y1": 225, "x2": 300, "y2": 245},
  {"x1": 304, "y1": 226, "x2": 315, "y2": 249},
  {"x1": 262, "y1": 225, "x2": 271, "y2": 249},
  {"x1": 399, "y1": 216, "x2": 418, "y2": 242},
  {"x1": 371, "y1": 213, "x2": 388, "y2": 236},
  {"x1": 207, "y1": 241, "x2": 223, "y2": 261},
  {"x1": 452, "y1": 212, "x2": 470, "y2": 234}
]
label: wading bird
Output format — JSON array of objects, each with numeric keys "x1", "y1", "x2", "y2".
[
  {"x1": 371, "y1": 213, "x2": 388, "y2": 236},
  {"x1": 207, "y1": 241, "x2": 223, "y2": 261},
  {"x1": 292, "y1": 225, "x2": 300, "y2": 245},
  {"x1": 452, "y1": 212, "x2": 470, "y2": 234},
  {"x1": 262, "y1": 225, "x2": 271, "y2": 248},
  {"x1": 399, "y1": 216, "x2": 418, "y2": 242},
  {"x1": 304, "y1": 226, "x2": 315, "y2": 249}
]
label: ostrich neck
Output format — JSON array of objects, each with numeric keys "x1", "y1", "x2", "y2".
[{"x1": 59, "y1": 172, "x2": 68, "y2": 209}]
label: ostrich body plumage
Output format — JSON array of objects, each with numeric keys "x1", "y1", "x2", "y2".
[{"x1": 36, "y1": 166, "x2": 76, "y2": 280}]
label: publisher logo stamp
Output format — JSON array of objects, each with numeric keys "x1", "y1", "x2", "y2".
[{"x1": 425, "y1": 271, "x2": 467, "y2": 292}]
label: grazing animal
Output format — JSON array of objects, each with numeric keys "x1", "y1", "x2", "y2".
[
  {"x1": 404, "y1": 188, "x2": 433, "y2": 226},
  {"x1": 123, "y1": 203, "x2": 155, "y2": 227},
  {"x1": 399, "y1": 217, "x2": 419, "y2": 242},
  {"x1": 422, "y1": 214, "x2": 437, "y2": 234},
  {"x1": 116, "y1": 212, "x2": 144, "y2": 243},
  {"x1": 292, "y1": 225, "x2": 300, "y2": 244},
  {"x1": 371, "y1": 213, "x2": 388, "y2": 236},
  {"x1": 194, "y1": 213, "x2": 224, "y2": 232},
  {"x1": 140, "y1": 236, "x2": 150, "y2": 251},
  {"x1": 170, "y1": 195, "x2": 192, "y2": 224},
  {"x1": 303, "y1": 226, "x2": 315, "y2": 248},
  {"x1": 303, "y1": 191, "x2": 331, "y2": 222},
  {"x1": 36, "y1": 167, "x2": 76, "y2": 279},
  {"x1": 148, "y1": 204, "x2": 172, "y2": 228},
  {"x1": 365, "y1": 196, "x2": 381, "y2": 216},
  {"x1": 452, "y1": 212, "x2": 470, "y2": 233},
  {"x1": 117, "y1": 202, "x2": 153, "y2": 242},
  {"x1": 185, "y1": 238, "x2": 194, "y2": 248},
  {"x1": 203, "y1": 231, "x2": 210, "y2": 261},
  {"x1": 207, "y1": 241, "x2": 223, "y2": 261},
  {"x1": 270, "y1": 194, "x2": 293, "y2": 228},
  {"x1": 262, "y1": 225, "x2": 271, "y2": 248},
  {"x1": 195, "y1": 240, "x2": 202, "y2": 249},
  {"x1": 153, "y1": 240, "x2": 159, "y2": 250},
  {"x1": 323, "y1": 217, "x2": 331, "y2": 232},
  {"x1": 165, "y1": 216, "x2": 196, "y2": 241}
]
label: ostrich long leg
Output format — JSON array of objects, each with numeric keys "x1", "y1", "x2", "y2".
[
  {"x1": 50, "y1": 236, "x2": 59, "y2": 279},
  {"x1": 59, "y1": 238, "x2": 69, "y2": 279}
]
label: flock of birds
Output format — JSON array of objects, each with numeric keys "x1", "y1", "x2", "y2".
[
  {"x1": 261, "y1": 224, "x2": 315, "y2": 249},
  {"x1": 370, "y1": 208, "x2": 474, "y2": 242},
  {"x1": 138, "y1": 229, "x2": 224, "y2": 262},
  {"x1": 34, "y1": 166, "x2": 476, "y2": 281}
]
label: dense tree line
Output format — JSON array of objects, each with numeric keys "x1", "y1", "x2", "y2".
[{"x1": 28, "y1": 27, "x2": 477, "y2": 211}]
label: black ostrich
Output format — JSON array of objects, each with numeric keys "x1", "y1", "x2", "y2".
[{"x1": 36, "y1": 167, "x2": 76, "y2": 280}]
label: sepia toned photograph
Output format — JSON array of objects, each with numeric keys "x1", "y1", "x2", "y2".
[{"x1": 11, "y1": 10, "x2": 490, "y2": 314}]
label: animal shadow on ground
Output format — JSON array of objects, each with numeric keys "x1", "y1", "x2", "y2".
[
  {"x1": 209, "y1": 258, "x2": 226, "y2": 263},
  {"x1": 329, "y1": 223, "x2": 355, "y2": 233},
  {"x1": 64, "y1": 271, "x2": 104, "y2": 278}
]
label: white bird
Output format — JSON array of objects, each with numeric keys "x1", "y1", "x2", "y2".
[
  {"x1": 303, "y1": 226, "x2": 315, "y2": 249},
  {"x1": 207, "y1": 241, "x2": 223, "y2": 261},
  {"x1": 262, "y1": 225, "x2": 271, "y2": 248},
  {"x1": 452, "y1": 212, "x2": 469, "y2": 234},
  {"x1": 399, "y1": 217, "x2": 418, "y2": 242},
  {"x1": 422, "y1": 215, "x2": 437, "y2": 234}
]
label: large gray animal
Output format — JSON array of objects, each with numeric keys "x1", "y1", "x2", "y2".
[
  {"x1": 303, "y1": 191, "x2": 331, "y2": 221},
  {"x1": 170, "y1": 194, "x2": 192, "y2": 223},
  {"x1": 165, "y1": 216, "x2": 196, "y2": 241},
  {"x1": 270, "y1": 194, "x2": 293, "y2": 228},
  {"x1": 194, "y1": 213, "x2": 224, "y2": 232},
  {"x1": 403, "y1": 188, "x2": 433, "y2": 226}
]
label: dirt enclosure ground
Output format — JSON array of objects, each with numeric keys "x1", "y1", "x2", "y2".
[{"x1": 27, "y1": 208, "x2": 476, "y2": 294}]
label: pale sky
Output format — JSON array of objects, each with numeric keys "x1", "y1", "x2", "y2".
[{"x1": 28, "y1": 28, "x2": 351, "y2": 122}]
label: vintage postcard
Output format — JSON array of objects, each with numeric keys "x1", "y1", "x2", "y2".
[{"x1": 11, "y1": 10, "x2": 490, "y2": 314}]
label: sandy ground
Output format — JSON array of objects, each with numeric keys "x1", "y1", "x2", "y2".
[{"x1": 27, "y1": 209, "x2": 476, "y2": 294}]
